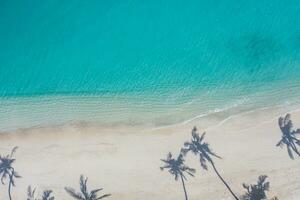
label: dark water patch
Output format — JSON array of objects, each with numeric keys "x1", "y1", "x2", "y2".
[
  {"x1": 227, "y1": 33, "x2": 282, "y2": 73},
  {"x1": 291, "y1": 34, "x2": 300, "y2": 56}
]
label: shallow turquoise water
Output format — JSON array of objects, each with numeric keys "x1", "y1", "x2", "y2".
[{"x1": 1, "y1": 1, "x2": 300, "y2": 130}]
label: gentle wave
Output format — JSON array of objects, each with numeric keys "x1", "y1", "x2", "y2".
[
  {"x1": 150, "y1": 97, "x2": 249, "y2": 131},
  {"x1": 150, "y1": 102, "x2": 300, "y2": 134}
]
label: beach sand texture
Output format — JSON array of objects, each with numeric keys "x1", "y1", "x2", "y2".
[{"x1": 1, "y1": 107, "x2": 300, "y2": 200}]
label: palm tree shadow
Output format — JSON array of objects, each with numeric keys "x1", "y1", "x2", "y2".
[
  {"x1": 181, "y1": 127, "x2": 240, "y2": 200},
  {"x1": 241, "y1": 175, "x2": 279, "y2": 200},
  {"x1": 0, "y1": 146, "x2": 21, "y2": 200},
  {"x1": 276, "y1": 114, "x2": 300, "y2": 159},
  {"x1": 160, "y1": 152, "x2": 195, "y2": 200},
  {"x1": 64, "y1": 175, "x2": 111, "y2": 200}
]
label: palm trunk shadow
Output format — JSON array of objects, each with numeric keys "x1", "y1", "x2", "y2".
[
  {"x1": 210, "y1": 161, "x2": 239, "y2": 200},
  {"x1": 8, "y1": 174, "x2": 13, "y2": 200},
  {"x1": 180, "y1": 174, "x2": 189, "y2": 200}
]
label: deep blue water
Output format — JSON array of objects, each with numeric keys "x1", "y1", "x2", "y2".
[{"x1": 1, "y1": 0, "x2": 300, "y2": 130}]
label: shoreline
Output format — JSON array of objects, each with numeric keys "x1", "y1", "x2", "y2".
[
  {"x1": 1, "y1": 101, "x2": 299, "y2": 135},
  {"x1": 1, "y1": 89, "x2": 300, "y2": 132}
]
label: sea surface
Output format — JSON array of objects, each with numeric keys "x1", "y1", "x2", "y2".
[{"x1": 1, "y1": 0, "x2": 300, "y2": 131}]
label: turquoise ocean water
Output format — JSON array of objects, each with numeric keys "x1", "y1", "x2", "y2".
[{"x1": 1, "y1": 0, "x2": 300, "y2": 131}]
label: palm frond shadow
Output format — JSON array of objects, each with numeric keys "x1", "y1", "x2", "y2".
[
  {"x1": 27, "y1": 185, "x2": 55, "y2": 200},
  {"x1": 0, "y1": 146, "x2": 21, "y2": 200},
  {"x1": 64, "y1": 175, "x2": 111, "y2": 200},
  {"x1": 27, "y1": 185, "x2": 36, "y2": 200},
  {"x1": 276, "y1": 114, "x2": 300, "y2": 159},
  {"x1": 181, "y1": 127, "x2": 221, "y2": 169},
  {"x1": 160, "y1": 152, "x2": 195, "y2": 200},
  {"x1": 241, "y1": 175, "x2": 279, "y2": 200}
]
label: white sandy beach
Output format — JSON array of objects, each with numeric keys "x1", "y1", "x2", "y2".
[{"x1": 1, "y1": 106, "x2": 300, "y2": 200}]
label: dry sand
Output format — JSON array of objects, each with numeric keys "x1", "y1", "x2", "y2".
[{"x1": 1, "y1": 106, "x2": 300, "y2": 200}]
